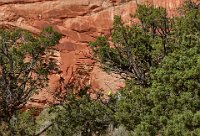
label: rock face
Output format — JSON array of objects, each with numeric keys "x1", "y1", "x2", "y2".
[{"x1": 0, "y1": 0, "x2": 184, "y2": 108}]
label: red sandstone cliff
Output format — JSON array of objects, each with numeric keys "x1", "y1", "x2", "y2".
[{"x1": 0, "y1": 0, "x2": 185, "y2": 108}]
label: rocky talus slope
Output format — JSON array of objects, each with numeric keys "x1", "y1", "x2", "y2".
[{"x1": 0, "y1": 0, "x2": 184, "y2": 108}]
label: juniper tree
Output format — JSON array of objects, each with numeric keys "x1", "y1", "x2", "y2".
[{"x1": 0, "y1": 27, "x2": 61, "y2": 123}]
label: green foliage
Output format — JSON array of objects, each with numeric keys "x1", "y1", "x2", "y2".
[
  {"x1": 89, "y1": 36, "x2": 116, "y2": 64},
  {"x1": 113, "y1": 2, "x2": 200, "y2": 135},
  {"x1": 0, "y1": 110, "x2": 37, "y2": 136},
  {"x1": 48, "y1": 91, "x2": 115, "y2": 136},
  {"x1": 114, "y1": 83, "x2": 153, "y2": 131},
  {"x1": 0, "y1": 26, "x2": 61, "y2": 131},
  {"x1": 135, "y1": 5, "x2": 168, "y2": 32},
  {"x1": 89, "y1": 4, "x2": 171, "y2": 86},
  {"x1": 46, "y1": 1, "x2": 200, "y2": 136}
]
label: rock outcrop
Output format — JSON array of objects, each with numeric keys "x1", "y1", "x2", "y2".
[{"x1": 0, "y1": 0, "x2": 185, "y2": 108}]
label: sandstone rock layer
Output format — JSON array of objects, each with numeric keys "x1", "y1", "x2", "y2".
[{"x1": 0, "y1": 0, "x2": 185, "y2": 108}]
